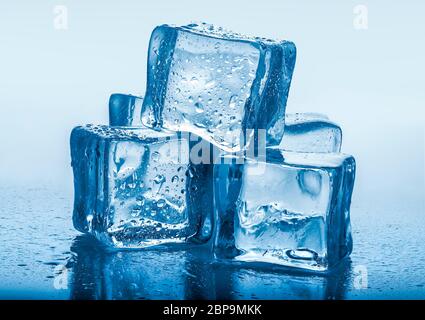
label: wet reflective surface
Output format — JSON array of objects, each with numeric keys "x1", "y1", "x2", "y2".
[
  {"x1": 0, "y1": 186, "x2": 425, "y2": 299},
  {"x1": 68, "y1": 235, "x2": 351, "y2": 300}
]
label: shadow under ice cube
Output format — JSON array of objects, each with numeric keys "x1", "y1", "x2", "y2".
[
  {"x1": 214, "y1": 149, "x2": 355, "y2": 272},
  {"x1": 141, "y1": 23, "x2": 296, "y2": 152},
  {"x1": 70, "y1": 125, "x2": 213, "y2": 249}
]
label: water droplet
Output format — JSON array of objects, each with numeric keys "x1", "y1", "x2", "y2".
[
  {"x1": 190, "y1": 76, "x2": 198, "y2": 84},
  {"x1": 286, "y1": 249, "x2": 318, "y2": 261},
  {"x1": 195, "y1": 102, "x2": 204, "y2": 113},
  {"x1": 186, "y1": 169, "x2": 194, "y2": 178},
  {"x1": 154, "y1": 174, "x2": 165, "y2": 184},
  {"x1": 151, "y1": 151, "x2": 160, "y2": 162},
  {"x1": 128, "y1": 182, "x2": 136, "y2": 189},
  {"x1": 229, "y1": 95, "x2": 237, "y2": 109},
  {"x1": 171, "y1": 175, "x2": 179, "y2": 184},
  {"x1": 157, "y1": 199, "x2": 166, "y2": 208}
]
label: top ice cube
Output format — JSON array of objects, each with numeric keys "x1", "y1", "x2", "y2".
[{"x1": 141, "y1": 23, "x2": 296, "y2": 152}]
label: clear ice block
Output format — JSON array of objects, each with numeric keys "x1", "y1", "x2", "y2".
[
  {"x1": 214, "y1": 149, "x2": 355, "y2": 272},
  {"x1": 70, "y1": 125, "x2": 213, "y2": 249},
  {"x1": 141, "y1": 23, "x2": 296, "y2": 152},
  {"x1": 280, "y1": 113, "x2": 342, "y2": 153},
  {"x1": 109, "y1": 94, "x2": 143, "y2": 127}
]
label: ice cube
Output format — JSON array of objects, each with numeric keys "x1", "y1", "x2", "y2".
[
  {"x1": 214, "y1": 149, "x2": 355, "y2": 272},
  {"x1": 70, "y1": 125, "x2": 213, "y2": 249},
  {"x1": 280, "y1": 113, "x2": 342, "y2": 153},
  {"x1": 109, "y1": 94, "x2": 143, "y2": 127},
  {"x1": 141, "y1": 23, "x2": 296, "y2": 152}
]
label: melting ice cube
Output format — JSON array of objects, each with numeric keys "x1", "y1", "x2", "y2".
[
  {"x1": 213, "y1": 149, "x2": 355, "y2": 272},
  {"x1": 141, "y1": 23, "x2": 296, "y2": 152},
  {"x1": 70, "y1": 125, "x2": 213, "y2": 249}
]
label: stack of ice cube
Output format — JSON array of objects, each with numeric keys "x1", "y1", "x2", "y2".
[{"x1": 70, "y1": 22, "x2": 355, "y2": 272}]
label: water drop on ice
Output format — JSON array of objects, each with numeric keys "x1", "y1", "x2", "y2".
[
  {"x1": 229, "y1": 95, "x2": 237, "y2": 109},
  {"x1": 157, "y1": 199, "x2": 166, "y2": 208},
  {"x1": 195, "y1": 102, "x2": 204, "y2": 113},
  {"x1": 154, "y1": 174, "x2": 166, "y2": 184},
  {"x1": 151, "y1": 151, "x2": 160, "y2": 162}
]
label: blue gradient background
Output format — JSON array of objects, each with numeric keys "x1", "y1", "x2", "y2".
[{"x1": 0, "y1": 0, "x2": 424, "y2": 299}]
